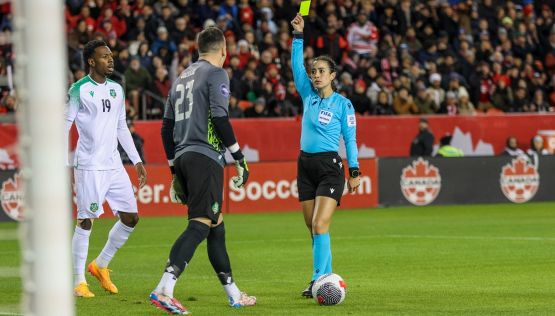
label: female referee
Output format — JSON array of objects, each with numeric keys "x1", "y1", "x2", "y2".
[{"x1": 291, "y1": 13, "x2": 361, "y2": 298}]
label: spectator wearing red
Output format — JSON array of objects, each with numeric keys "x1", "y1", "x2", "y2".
[
  {"x1": 154, "y1": 67, "x2": 171, "y2": 99},
  {"x1": 347, "y1": 10, "x2": 379, "y2": 59},
  {"x1": 316, "y1": 14, "x2": 348, "y2": 63},
  {"x1": 96, "y1": 8, "x2": 126, "y2": 37}
]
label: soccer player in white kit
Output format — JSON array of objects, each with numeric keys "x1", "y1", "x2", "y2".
[{"x1": 65, "y1": 40, "x2": 147, "y2": 298}]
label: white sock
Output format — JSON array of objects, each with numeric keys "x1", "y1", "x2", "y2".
[
  {"x1": 224, "y1": 282, "x2": 241, "y2": 302},
  {"x1": 155, "y1": 272, "x2": 178, "y2": 298},
  {"x1": 72, "y1": 226, "x2": 91, "y2": 287},
  {"x1": 96, "y1": 221, "x2": 134, "y2": 268}
]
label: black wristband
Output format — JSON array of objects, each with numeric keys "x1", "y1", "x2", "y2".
[
  {"x1": 349, "y1": 168, "x2": 360, "y2": 178},
  {"x1": 231, "y1": 150, "x2": 244, "y2": 161},
  {"x1": 292, "y1": 31, "x2": 303, "y2": 39},
  {"x1": 170, "y1": 166, "x2": 175, "y2": 175}
]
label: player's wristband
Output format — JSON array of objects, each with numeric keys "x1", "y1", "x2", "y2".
[
  {"x1": 231, "y1": 149, "x2": 244, "y2": 161},
  {"x1": 170, "y1": 166, "x2": 175, "y2": 175},
  {"x1": 292, "y1": 31, "x2": 303, "y2": 39},
  {"x1": 349, "y1": 168, "x2": 360, "y2": 178}
]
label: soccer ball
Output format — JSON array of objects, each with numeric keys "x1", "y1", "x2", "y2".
[{"x1": 311, "y1": 273, "x2": 347, "y2": 306}]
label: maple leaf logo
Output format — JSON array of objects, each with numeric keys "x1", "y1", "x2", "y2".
[
  {"x1": 1, "y1": 172, "x2": 25, "y2": 221},
  {"x1": 400, "y1": 158, "x2": 441, "y2": 206},
  {"x1": 500, "y1": 157, "x2": 539, "y2": 203}
]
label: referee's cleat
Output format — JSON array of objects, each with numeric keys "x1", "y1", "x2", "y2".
[
  {"x1": 149, "y1": 291, "x2": 190, "y2": 315},
  {"x1": 229, "y1": 292, "x2": 257, "y2": 307},
  {"x1": 74, "y1": 282, "x2": 95, "y2": 298},
  {"x1": 301, "y1": 281, "x2": 314, "y2": 298},
  {"x1": 88, "y1": 260, "x2": 118, "y2": 294}
]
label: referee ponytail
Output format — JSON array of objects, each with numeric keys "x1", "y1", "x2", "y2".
[{"x1": 313, "y1": 55, "x2": 337, "y2": 91}]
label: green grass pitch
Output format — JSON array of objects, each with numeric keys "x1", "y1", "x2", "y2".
[{"x1": 1, "y1": 202, "x2": 555, "y2": 315}]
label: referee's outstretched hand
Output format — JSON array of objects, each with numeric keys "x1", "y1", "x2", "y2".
[{"x1": 291, "y1": 13, "x2": 304, "y2": 32}]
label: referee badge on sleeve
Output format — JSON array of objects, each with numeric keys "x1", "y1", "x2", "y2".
[{"x1": 347, "y1": 114, "x2": 356, "y2": 127}]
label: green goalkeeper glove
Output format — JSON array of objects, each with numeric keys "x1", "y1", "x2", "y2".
[
  {"x1": 170, "y1": 175, "x2": 186, "y2": 204},
  {"x1": 231, "y1": 158, "x2": 249, "y2": 189}
]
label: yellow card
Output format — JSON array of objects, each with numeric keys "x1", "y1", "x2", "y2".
[{"x1": 299, "y1": 0, "x2": 311, "y2": 16}]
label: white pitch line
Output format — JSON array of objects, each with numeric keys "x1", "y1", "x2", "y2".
[{"x1": 0, "y1": 312, "x2": 22, "y2": 316}]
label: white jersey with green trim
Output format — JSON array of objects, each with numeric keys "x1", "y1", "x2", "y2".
[{"x1": 65, "y1": 75, "x2": 141, "y2": 170}]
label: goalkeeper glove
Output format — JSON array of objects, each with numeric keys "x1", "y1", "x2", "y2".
[
  {"x1": 170, "y1": 175, "x2": 186, "y2": 204},
  {"x1": 231, "y1": 158, "x2": 249, "y2": 189}
]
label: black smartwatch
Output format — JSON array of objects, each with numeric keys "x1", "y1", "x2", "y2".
[{"x1": 349, "y1": 168, "x2": 360, "y2": 178}]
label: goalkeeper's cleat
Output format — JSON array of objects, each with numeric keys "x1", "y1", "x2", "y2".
[
  {"x1": 229, "y1": 292, "x2": 256, "y2": 307},
  {"x1": 74, "y1": 282, "x2": 95, "y2": 298},
  {"x1": 88, "y1": 260, "x2": 118, "y2": 294},
  {"x1": 149, "y1": 291, "x2": 190, "y2": 315},
  {"x1": 301, "y1": 280, "x2": 314, "y2": 298}
]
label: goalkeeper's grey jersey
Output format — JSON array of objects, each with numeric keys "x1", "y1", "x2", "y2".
[{"x1": 163, "y1": 60, "x2": 230, "y2": 167}]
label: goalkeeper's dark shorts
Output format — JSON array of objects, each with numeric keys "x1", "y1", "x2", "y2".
[
  {"x1": 297, "y1": 151, "x2": 345, "y2": 205},
  {"x1": 175, "y1": 151, "x2": 223, "y2": 224}
]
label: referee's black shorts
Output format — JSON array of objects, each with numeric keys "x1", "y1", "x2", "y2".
[
  {"x1": 174, "y1": 151, "x2": 223, "y2": 224},
  {"x1": 297, "y1": 151, "x2": 345, "y2": 204}
]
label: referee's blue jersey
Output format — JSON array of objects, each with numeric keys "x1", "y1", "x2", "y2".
[{"x1": 291, "y1": 36, "x2": 359, "y2": 169}]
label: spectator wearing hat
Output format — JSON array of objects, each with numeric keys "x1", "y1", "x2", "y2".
[
  {"x1": 458, "y1": 89, "x2": 476, "y2": 115},
  {"x1": 244, "y1": 97, "x2": 267, "y2": 118},
  {"x1": 151, "y1": 26, "x2": 177, "y2": 56},
  {"x1": 426, "y1": 73, "x2": 444, "y2": 112},
  {"x1": 436, "y1": 134, "x2": 464, "y2": 157},
  {"x1": 491, "y1": 76, "x2": 513, "y2": 112},
  {"x1": 441, "y1": 91, "x2": 459, "y2": 115},
  {"x1": 410, "y1": 118, "x2": 435, "y2": 157},
  {"x1": 414, "y1": 84, "x2": 435, "y2": 114},
  {"x1": 351, "y1": 80, "x2": 372, "y2": 115},
  {"x1": 527, "y1": 135, "x2": 550, "y2": 159}
]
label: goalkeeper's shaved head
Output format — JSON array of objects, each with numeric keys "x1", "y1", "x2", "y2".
[{"x1": 197, "y1": 27, "x2": 225, "y2": 55}]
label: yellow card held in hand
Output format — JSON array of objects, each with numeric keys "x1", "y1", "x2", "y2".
[{"x1": 299, "y1": 0, "x2": 311, "y2": 16}]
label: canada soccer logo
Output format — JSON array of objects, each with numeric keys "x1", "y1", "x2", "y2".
[
  {"x1": 500, "y1": 157, "x2": 539, "y2": 203},
  {"x1": 400, "y1": 158, "x2": 441, "y2": 206},
  {"x1": 1, "y1": 172, "x2": 25, "y2": 221}
]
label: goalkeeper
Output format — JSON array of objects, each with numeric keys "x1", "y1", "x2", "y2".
[
  {"x1": 154, "y1": 27, "x2": 255, "y2": 315},
  {"x1": 291, "y1": 13, "x2": 361, "y2": 298}
]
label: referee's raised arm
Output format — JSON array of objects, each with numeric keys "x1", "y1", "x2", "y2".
[{"x1": 290, "y1": 13, "x2": 312, "y2": 100}]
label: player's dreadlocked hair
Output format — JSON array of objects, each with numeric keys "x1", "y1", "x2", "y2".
[
  {"x1": 197, "y1": 27, "x2": 225, "y2": 55},
  {"x1": 313, "y1": 55, "x2": 338, "y2": 90},
  {"x1": 83, "y1": 40, "x2": 107, "y2": 72}
]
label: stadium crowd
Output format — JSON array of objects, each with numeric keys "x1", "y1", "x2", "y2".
[{"x1": 1, "y1": 1, "x2": 555, "y2": 118}]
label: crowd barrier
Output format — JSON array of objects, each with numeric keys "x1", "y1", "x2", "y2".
[
  {"x1": 2, "y1": 156, "x2": 554, "y2": 222},
  {"x1": 2, "y1": 114, "x2": 555, "y2": 167}
]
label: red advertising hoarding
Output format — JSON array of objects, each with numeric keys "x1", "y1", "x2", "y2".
[
  {"x1": 66, "y1": 159, "x2": 377, "y2": 219},
  {"x1": 1, "y1": 114, "x2": 554, "y2": 165}
]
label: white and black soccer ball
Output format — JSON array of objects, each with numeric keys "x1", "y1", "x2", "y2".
[{"x1": 312, "y1": 273, "x2": 347, "y2": 306}]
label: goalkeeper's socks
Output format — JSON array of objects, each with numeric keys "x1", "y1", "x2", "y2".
[
  {"x1": 311, "y1": 233, "x2": 330, "y2": 281},
  {"x1": 96, "y1": 221, "x2": 134, "y2": 268},
  {"x1": 155, "y1": 271, "x2": 178, "y2": 298},
  {"x1": 217, "y1": 272, "x2": 241, "y2": 302},
  {"x1": 72, "y1": 226, "x2": 91, "y2": 286}
]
